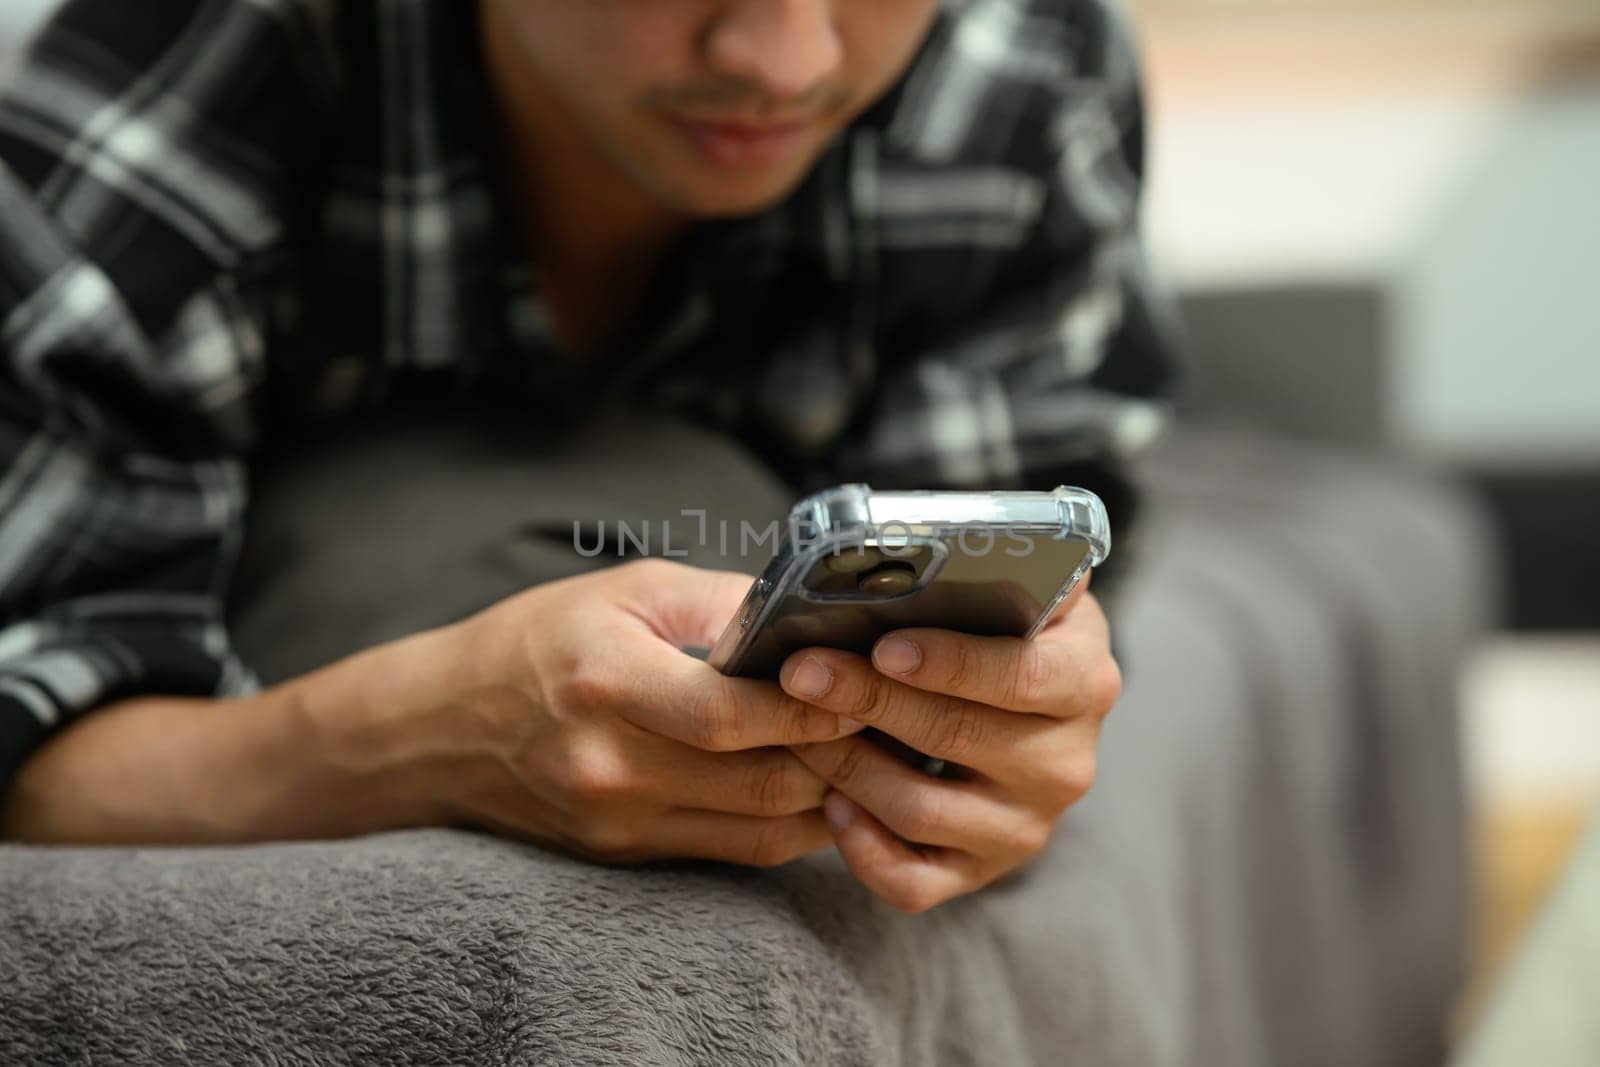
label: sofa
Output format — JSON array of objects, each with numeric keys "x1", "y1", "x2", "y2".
[{"x1": 0, "y1": 409, "x2": 1495, "y2": 1065}]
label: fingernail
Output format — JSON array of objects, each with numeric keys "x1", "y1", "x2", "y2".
[
  {"x1": 824, "y1": 792, "x2": 854, "y2": 833},
  {"x1": 836, "y1": 716, "x2": 867, "y2": 734},
  {"x1": 789, "y1": 657, "x2": 833, "y2": 698},
  {"x1": 874, "y1": 637, "x2": 921, "y2": 675}
]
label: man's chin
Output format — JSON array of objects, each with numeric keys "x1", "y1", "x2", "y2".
[
  {"x1": 644, "y1": 153, "x2": 825, "y2": 220},
  {"x1": 687, "y1": 178, "x2": 813, "y2": 220}
]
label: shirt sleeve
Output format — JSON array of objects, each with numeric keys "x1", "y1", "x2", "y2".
[
  {"x1": 833, "y1": 0, "x2": 1182, "y2": 590},
  {"x1": 0, "y1": 0, "x2": 329, "y2": 789}
]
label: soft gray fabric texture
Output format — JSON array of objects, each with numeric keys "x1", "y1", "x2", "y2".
[{"x1": 0, "y1": 416, "x2": 1493, "y2": 1066}]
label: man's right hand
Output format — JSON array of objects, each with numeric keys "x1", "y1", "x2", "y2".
[
  {"x1": 441, "y1": 559, "x2": 864, "y2": 866},
  {"x1": 2, "y1": 559, "x2": 862, "y2": 867}
]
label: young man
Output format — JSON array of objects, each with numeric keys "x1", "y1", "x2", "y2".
[{"x1": 0, "y1": 0, "x2": 1174, "y2": 912}]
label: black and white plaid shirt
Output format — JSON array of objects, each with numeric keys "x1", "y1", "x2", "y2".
[{"x1": 0, "y1": 0, "x2": 1177, "y2": 786}]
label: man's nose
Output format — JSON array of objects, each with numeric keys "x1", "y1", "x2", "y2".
[{"x1": 704, "y1": 0, "x2": 843, "y2": 105}]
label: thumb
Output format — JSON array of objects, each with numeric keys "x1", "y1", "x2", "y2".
[{"x1": 620, "y1": 561, "x2": 760, "y2": 649}]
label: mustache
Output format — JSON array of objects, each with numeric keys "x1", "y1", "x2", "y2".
[{"x1": 643, "y1": 79, "x2": 854, "y2": 120}]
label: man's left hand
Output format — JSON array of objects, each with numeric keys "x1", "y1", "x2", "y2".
[{"x1": 780, "y1": 578, "x2": 1119, "y2": 913}]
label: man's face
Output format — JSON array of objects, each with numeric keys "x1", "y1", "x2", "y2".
[{"x1": 486, "y1": 0, "x2": 941, "y2": 218}]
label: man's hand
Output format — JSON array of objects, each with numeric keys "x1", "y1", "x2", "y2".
[
  {"x1": 2, "y1": 559, "x2": 863, "y2": 857},
  {"x1": 778, "y1": 577, "x2": 1119, "y2": 913},
  {"x1": 2, "y1": 553, "x2": 1112, "y2": 913},
  {"x1": 447, "y1": 559, "x2": 863, "y2": 867}
]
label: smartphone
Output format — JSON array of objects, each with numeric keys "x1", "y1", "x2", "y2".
[
  {"x1": 708, "y1": 483, "x2": 1111, "y2": 677},
  {"x1": 707, "y1": 484, "x2": 1110, "y2": 774}
]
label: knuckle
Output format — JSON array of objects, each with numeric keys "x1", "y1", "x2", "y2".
[
  {"x1": 830, "y1": 741, "x2": 872, "y2": 787},
  {"x1": 560, "y1": 741, "x2": 630, "y2": 802},
  {"x1": 922, "y1": 701, "x2": 987, "y2": 761},
  {"x1": 887, "y1": 882, "x2": 942, "y2": 915},
  {"x1": 572, "y1": 816, "x2": 639, "y2": 864},
  {"x1": 1005, "y1": 648, "x2": 1053, "y2": 711},
  {"x1": 749, "y1": 760, "x2": 801, "y2": 815},
  {"x1": 687, "y1": 683, "x2": 743, "y2": 751},
  {"x1": 1086, "y1": 658, "x2": 1123, "y2": 717},
  {"x1": 1048, "y1": 747, "x2": 1098, "y2": 803},
  {"x1": 844, "y1": 670, "x2": 885, "y2": 721},
  {"x1": 1006, "y1": 818, "x2": 1053, "y2": 858},
  {"x1": 897, "y1": 789, "x2": 947, "y2": 842},
  {"x1": 940, "y1": 639, "x2": 978, "y2": 692},
  {"x1": 775, "y1": 691, "x2": 826, "y2": 740},
  {"x1": 554, "y1": 660, "x2": 613, "y2": 711},
  {"x1": 747, "y1": 818, "x2": 801, "y2": 868}
]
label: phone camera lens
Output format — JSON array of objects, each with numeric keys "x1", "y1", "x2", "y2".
[
  {"x1": 857, "y1": 561, "x2": 917, "y2": 597},
  {"x1": 826, "y1": 546, "x2": 882, "y2": 574}
]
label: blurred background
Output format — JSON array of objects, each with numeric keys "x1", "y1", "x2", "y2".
[
  {"x1": 1126, "y1": 0, "x2": 1600, "y2": 1019},
  {"x1": 3, "y1": 0, "x2": 1598, "y2": 1045}
]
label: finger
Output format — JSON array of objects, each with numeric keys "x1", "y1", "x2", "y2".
[
  {"x1": 1042, "y1": 565, "x2": 1095, "y2": 626},
  {"x1": 789, "y1": 736, "x2": 1041, "y2": 856},
  {"x1": 821, "y1": 792, "x2": 979, "y2": 914},
  {"x1": 779, "y1": 649, "x2": 1043, "y2": 775},
  {"x1": 613, "y1": 636, "x2": 868, "y2": 751},
  {"x1": 868, "y1": 594, "x2": 1118, "y2": 718},
  {"x1": 627, "y1": 741, "x2": 827, "y2": 817},
  {"x1": 657, "y1": 809, "x2": 834, "y2": 868},
  {"x1": 1039, "y1": 575, "x2": 1111, "y2": 645}
]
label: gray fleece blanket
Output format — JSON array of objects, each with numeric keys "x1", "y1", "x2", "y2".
[{"x1": 0, "y1": 424, "x2": 1495, "y2": 1065}]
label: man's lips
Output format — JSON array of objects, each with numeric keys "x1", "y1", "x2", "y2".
[{"x1": 672, "y1": 116, "x2": 813, "y2": 169}]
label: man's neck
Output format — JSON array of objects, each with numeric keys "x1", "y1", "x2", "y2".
[{"x1": 480, "y1": 7, "x2": 688, "y2": 359}]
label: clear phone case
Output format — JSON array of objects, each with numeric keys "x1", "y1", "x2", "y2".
[{"x1": 708, "y1": 483, "x2": 1110, "y2": 679}]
